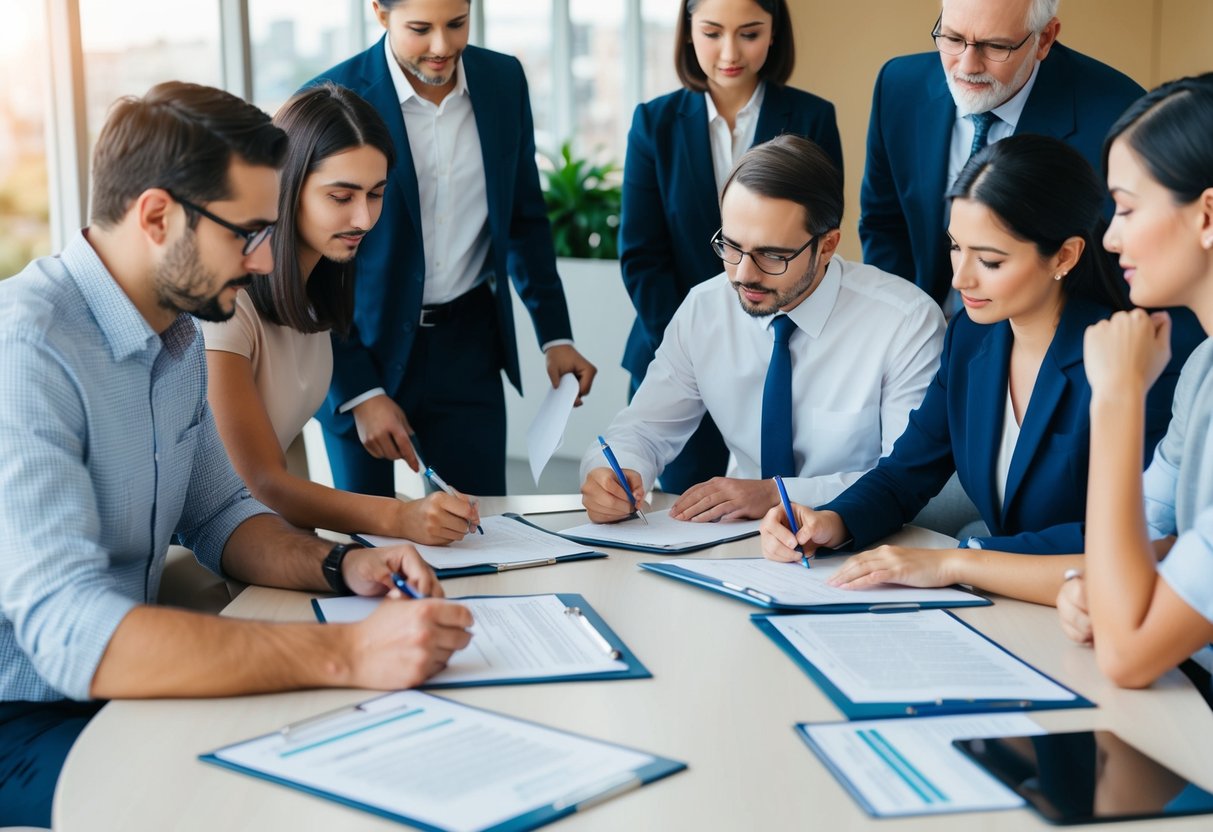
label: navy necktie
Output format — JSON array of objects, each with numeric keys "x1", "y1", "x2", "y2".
[
  {"x1": 761, "y1": 314, "x2": 797, "y2": 479},
  {"x1": 968, "y1": 110, "x2": 999, "y2": 159}
]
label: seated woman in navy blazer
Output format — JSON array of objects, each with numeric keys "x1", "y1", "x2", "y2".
[
  {"x1": 620, "y1": 0, "x2": 842, "y2": 496},
  {"x1": 759, "y1": 134, "x2": 1194, "y2": 605}
]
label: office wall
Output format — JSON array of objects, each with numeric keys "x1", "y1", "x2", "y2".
[{"x1": 788, "y1": 0, "x2": 1213, "y2": 260}]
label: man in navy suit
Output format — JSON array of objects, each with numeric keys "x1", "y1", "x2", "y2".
[
  {"x1": 312, "y1": 0, "x2": 596, "y2": 496},
  {"x1": 859, "y1": 0, "x2": 1144, "y2": 305}
]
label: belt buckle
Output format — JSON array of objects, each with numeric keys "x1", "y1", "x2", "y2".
[{"x1": 419, "y1": 307, "x2": 437, "y2": 328}]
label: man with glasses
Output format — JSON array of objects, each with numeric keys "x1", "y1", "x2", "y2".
[
  {"x1": 859, "y1": 0, "x2": 1143, "y2": 306},
  {"x1": 580, "y1": 136, "x2": 944, "y2": 523},
  {"x1": 0, "y1": 82, "x2": 473, "y2": 828}
]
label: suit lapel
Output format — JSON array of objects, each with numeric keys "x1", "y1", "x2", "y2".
[
  {"x1": 965, "y1": 320, "x2": 1012, "y2": 526},
  {"x1": 753, "y1": 83, "x2": 792, "y2": 144},
  {"x1": 1014, "y1": 45, "x2": 1077, "y2": 141},
  {"x1": 923, "y1": 69, "x2": 957, "y2": 241},
  {"x1": 464, "y1": 49, "x2": 504, "y2": 244},
  {"x1": 677, "y1": 91, "x2": 722, "y2": 230},
  {"x1": 365, "y1": 36, "x2": 423, "y2": 235}
]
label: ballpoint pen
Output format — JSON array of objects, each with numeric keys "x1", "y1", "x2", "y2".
[
  {"x1": 390, "y1": 571, "x2": 426, "y2": 600},
  {"x1": 423, "y1": 466, "x2": 484, "y2": 535},
  {"x1": 774, "y1": 475, "x2": 810, "y2": 569},
  {"x1": 597, "y1": 435, "x2": 647, "y2": 524}
]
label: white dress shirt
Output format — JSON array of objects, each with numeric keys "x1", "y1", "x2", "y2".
[
  {"x1": 581, "y1": 257, "x2": 946, "y2": 505},
  {"x1": 946, "y1": 60, "x2": 1040, "y2": 185},
  {"x1": 994, "y1": 385, "x2": 1022, "y2": 512},
  {"x1": 705, "y1": 83, "x2": 766, "y2": 197}
]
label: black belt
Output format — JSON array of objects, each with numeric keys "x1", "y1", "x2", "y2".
[{"x1": 419, "y1": 282, "x2": 491, "y2": 327}]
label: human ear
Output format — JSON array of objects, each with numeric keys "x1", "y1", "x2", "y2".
[{"x1": 135, "y1": 189, "x2": 174, "y2": 246}]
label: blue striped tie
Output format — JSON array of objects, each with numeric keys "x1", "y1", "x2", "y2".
[
  {"x1": 761, "y1": 314, "x2": 797, "y2": 479},
  {"x1": 969, "y1": 111, "x2": 999, "y2": 159}
]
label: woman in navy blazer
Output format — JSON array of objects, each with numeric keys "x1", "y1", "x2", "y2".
[
  {"x1": 760, "y1": 135, "x2": 1192, "y2": 605},
  {"x1": 620, "y1": 0, "x2": 842, "y2": 494}
]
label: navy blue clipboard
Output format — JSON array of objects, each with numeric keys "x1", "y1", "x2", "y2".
[
  {"x1": 312, "y1": 593, "x2": 651, "y2": 688},
  {"x1": 199, "y1": 692, "x2": 687, "y2": 832},
  {"x1": 352, "y1": 513, "x2": 606, "y2": 578},
  {"x1": 528, "y1": 516, "x2": 759, "y2": 555},
  {"x1": 639, "y1": 560, "x2": 992, "y2": 612},
  {"x1": 753, "y1": 611, "x2": 1095, "y2": 719}
]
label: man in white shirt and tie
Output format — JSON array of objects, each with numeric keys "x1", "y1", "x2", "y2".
[{"x1": 581, "y1": 135, "x2": 945, "y2": 523}]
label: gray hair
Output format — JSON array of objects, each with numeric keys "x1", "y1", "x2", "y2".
[{"x1": 940, "y1": 0, "x2": 1059, "y2": 34}]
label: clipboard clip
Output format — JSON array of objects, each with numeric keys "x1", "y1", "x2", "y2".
[
  {"x1": 280, "y1": 701, "x2": 370, "y2": 742},
  {"x1": 869, "y1": 603, "x2": 922, "y2": 613},
  {"x1": 497, "y1": 557, "x2": 557, "y2": 572},
  {"x1": 552, "y1": 772, "x2": 642, "y2": 811},
  {"x1": 904, "y1": 698, "x2": 1033, "y2": 716},
  {"x1": 721, "y1": 581, "x2": 774, "y2": 604},
  {"x1": 564, "y1": 606, "x2": 623, "y2": 660}
]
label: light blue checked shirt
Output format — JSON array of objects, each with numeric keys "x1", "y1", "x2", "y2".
[{"x1": 0, "y1": 231, "x2": 271, "y2": 702}]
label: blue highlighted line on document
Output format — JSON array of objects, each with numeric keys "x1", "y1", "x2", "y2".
[
  {"x1": 280, "y1": 708, "x2": 450, "y2": 758},
  {"x1": 857, "y1": 729, "x2": 949, "y2": 805}
]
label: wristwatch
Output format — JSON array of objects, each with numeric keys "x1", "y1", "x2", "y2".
[{"x1": 322, "y1": 542, "x2": 362, "y2": 595}]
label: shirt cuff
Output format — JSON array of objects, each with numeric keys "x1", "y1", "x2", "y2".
[
  {"x1": 339, "y1": 388, "x2": 388, "y2": 414},
  {"x1": 541, "y1": 339, "x2": 575, "y2": 352}
]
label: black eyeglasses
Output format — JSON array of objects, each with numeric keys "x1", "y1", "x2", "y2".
[
  {"x1": 711, "y1": 228, "x2": 819, "y2": 276},
  {"x1": 930, "y1": 14, "x2": 1035, "y2": 63},
  {"x1": 166, "y1": 190, "x2": 275, "y2": 256}
]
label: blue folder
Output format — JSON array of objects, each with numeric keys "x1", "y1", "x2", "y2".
[
  {"x1": 639, "y1": 560, "x2": 992, "y2": 612},
  {"x1": 521, "y1": 516, "x2": 759, "y2": 555},
  {"x1": 353, "y1": 513, "x2": 607, "y2": 578},
  {"x1": 753, "y1": 611, "x2": 1095, "y2": 719},
  {"x1": 200, "y1": 691, "x2": 686, "y2": 832},
  {"x1": 312, "y1": 592, "x2": 651, "y2": 688}
]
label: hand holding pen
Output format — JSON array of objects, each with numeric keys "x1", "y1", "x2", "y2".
[
  {"x1": 423, "y1": 467, "x2": 483, "y2": 535},
  {"x1": 773, "y1": 475, "x2": 810, "y2": 569},
  {"x1": 584, "y1": 436, "x2": 648, "y2": 524}
]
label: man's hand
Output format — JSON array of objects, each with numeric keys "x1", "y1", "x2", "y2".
[
  {"x1": 343, "y1": 544, "x2": 443, "y2": 598},
  {"x1": 671, "y1": 477, "x2": 778, "y2": 522},
  {"x1": 581, "y1": 466, "x2": 646, "y2": 523},
  {"x1": 760, "y1": 504, "x2": 848, "y2": 562},
  {"x1": 397, "y1": 491, "x2": 481, "y2": 545},
  {"x1": 346, "y1": 599, "x2": 474, "y2": 689},
  {"x1": 1057, "y1": 576, "x2": 1094, "y2": 646},
  {"x1": 826, "y1": 545, "x2": 960, "y2": 590},
  {"x1": 545, "y1": 344, "x2": 597, "y2": 406},
  {"x1": 352, "y1": 395, "x2": 420, "y2": 471}
]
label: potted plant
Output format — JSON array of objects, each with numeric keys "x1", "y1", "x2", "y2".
[{"x1": 540, "y1": 141, "x2": 621, "y2": 259}]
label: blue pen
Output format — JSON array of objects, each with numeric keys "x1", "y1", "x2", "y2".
[
  {"x1": 774, "y1": 475, "x2": 810, "y2": 569},
  {"x1": 390, "y1": 571, "x2": 426, "y2": 600},
  {"x1": 597, "y1": 435, "x2": 647, "y2": 524},
  {"x1": 423, "y1": 466, "x2": 483, "y2": 535}
]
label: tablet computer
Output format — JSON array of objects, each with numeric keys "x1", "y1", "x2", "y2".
[{"x1": 953, "y1": 730, "x2": 1213, "y2": 825}]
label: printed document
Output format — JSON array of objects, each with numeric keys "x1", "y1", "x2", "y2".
[
  {"x1": 527, "y1": 373, "x2": 579, "y2": 484},
  {"x1": 359, "y1": 514, "x2": 592, "y2": 569},
  {"x1": 315, "y1": 594, "x2": 627, "y2": 684},
  {"x1": 559, "y1": 509, "x2": 759, "y2": 549},
  {"x1": 767, "y1": 610, "x2": 1076, "y2": 703},
  {"x1": 801, "y1": 714, "x2": 1042, "y2": 816}
]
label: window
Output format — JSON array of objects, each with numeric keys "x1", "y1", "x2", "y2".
[
  {"x1": 642, "y1": 0, "x2": 681, "y2": 101},
  {"x1": 251, "y1": 0, "x2": 364, "y2": 114},
  {"x1": 0, "y1": 4, "x2": 51, "y2": 279},
  {"x1": 483, "y1": 1, "x2": 556, "y2": 156}
]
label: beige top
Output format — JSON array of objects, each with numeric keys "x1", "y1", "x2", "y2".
[{"x1": 200, "y1": 291, "x2": 333, "y2": 452}]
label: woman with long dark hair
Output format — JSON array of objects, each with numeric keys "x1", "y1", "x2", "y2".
[
  {"x1": 202, "y1": 83, "x2": 479, "y2": 543},
  {"x1": 760, "y1": 134, "x2": 1188, "y2": 604}
]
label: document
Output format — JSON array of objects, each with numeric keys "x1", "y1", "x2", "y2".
[
  {"x1": 764, "y1": 610, "x2": 1077, "y2": 704},
  {"x1": 664, "y1": 558, "x2": 985, "y2": 607},
  {"x1": 527, "y1": 372, "x2": 580, "y2": 485},
  {"x1": 205, "y1": 691, "x2": 684, "y2": 832},
  {"x1": 358, "y1": 514, "x2": 595, "y2": 570},
  {"x1": 315, "y1": 594, "x2": 631, "y2": 685},
  {"x1": 799, "y1": 714, "x2": 1043, "y2": 816},
  {"x1": 558, "y1": 509, "x2": 760, "y2": 551}
]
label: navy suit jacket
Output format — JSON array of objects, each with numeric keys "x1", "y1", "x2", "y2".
[
  {"x1": 822, "y1": 298, "x2": 1185, "y2": 555},
  {"x1": 619, "y1": 85, "x2": 842, "y2": 379},
  {"x1": 311, "y1": 41, "x2": 573, "y2": 430},
  {"x1": 859, "y1": 43, "x2": 1144, "y2": 304}
]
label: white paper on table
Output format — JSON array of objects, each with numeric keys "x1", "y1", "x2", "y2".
[
  {"x1": 558, "y1": 509, "x2": 760, "y2": 550},
  {"x1": 314, "y1": 594, "x2": 627, "y2": 683},
  {"x1": 802, "y1": 714, "x2": 1042, "y2": 816},
  {"x1": 670, "y1": 558, "x2": 984, "y2": 606},
  {"x1": 358, "y1": 514, "x2": 593, "y2": 569},
  {"x1": 766, "y1": 610, "x2": 1077, "y2": 704},
  {"x1": 210, "y1": 690, "x2": 657, "y2": 832},
  {"x1": 526, "y1": 372, "x2": 579, "y2": 485}
]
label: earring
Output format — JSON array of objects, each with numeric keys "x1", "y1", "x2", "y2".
[
  {"x1": 1054, "y1": 273, "x2": 1064, "y2": 281},
  {"x1": 1203, "y1": 236, "x2": 1213, "y2": 249}
]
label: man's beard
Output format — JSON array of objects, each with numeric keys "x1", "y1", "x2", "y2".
[
  {"x1": 732, "y1": 250, "x2": 821, "y2": 318},
  {"x1": 153, "y1": 230, "x2": 252, "y2": 323},
  {"x1": 945, "y1": 50, "x2": 1037, "y2": 117}
]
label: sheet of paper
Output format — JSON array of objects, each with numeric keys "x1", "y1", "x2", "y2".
[
  {"x1": 668, "y1": 558, "x2": 983, "y2": 606},
  {"x1": 359, "y1": 514, "x2": 592, "y2": 569},
  {"x1": 211, "y1": 691, "x2": 656, "y2": 832},
  {"x1": 315, "y1": 594, "x2": 627, "y2": 683},
  {"x1": 558, "y1": 509, "x2": 759, "y2": 550},
  {"x1": 527, "y1": 372, "x2": 580, "y2": 485},
  {"x1": 802, "y1": 714, "x2": 1042, "y2": 816},
  {"x1": 767, "y1": 610, "x2": 1076, "y2": 703}
]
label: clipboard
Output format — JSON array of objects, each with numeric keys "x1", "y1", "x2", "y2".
[
  {"x1": 353, "y1": 513, "x2": 606, "y2": 577},
  {"x1": 312, "y1": 593, "x2": 651, "y2": 688},
  {"x1": 200, "y1": 691, "x2": 686, "y2": 832},
  {"x1": 538, "y1": 512, "x2": 760, "y2": 554},
  {"x1": 753, "y1": 610, "x2": 1094, "y2": 719},
  {"x1": 638, "y1": 560, "x2": 992, "y2": 612}
]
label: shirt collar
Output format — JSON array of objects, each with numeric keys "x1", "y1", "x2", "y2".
[
  {"x1": 772, "y1": 254, "x2": 843, "y2": 340},
  {"x1": 989, "y1": 59, "x2": 1040, "y2": 129},
  {"x1": 384, "y1": 36, "x2": 470, "y2": 108},
  {"x1": 704, "y1": 81, "x2": 766, "y2": 126},
  {"x1": 62, "y1": 229, "x2": 199, "y2": 363}
]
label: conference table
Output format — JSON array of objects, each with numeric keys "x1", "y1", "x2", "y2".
[{"x1": 55, "y1": 494, "x2": 1213, "y2": 831}]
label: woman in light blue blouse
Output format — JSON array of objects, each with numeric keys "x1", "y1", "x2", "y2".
[{"x1": 1057, "y1": 74, "x2": 1213, "y2": 701}]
